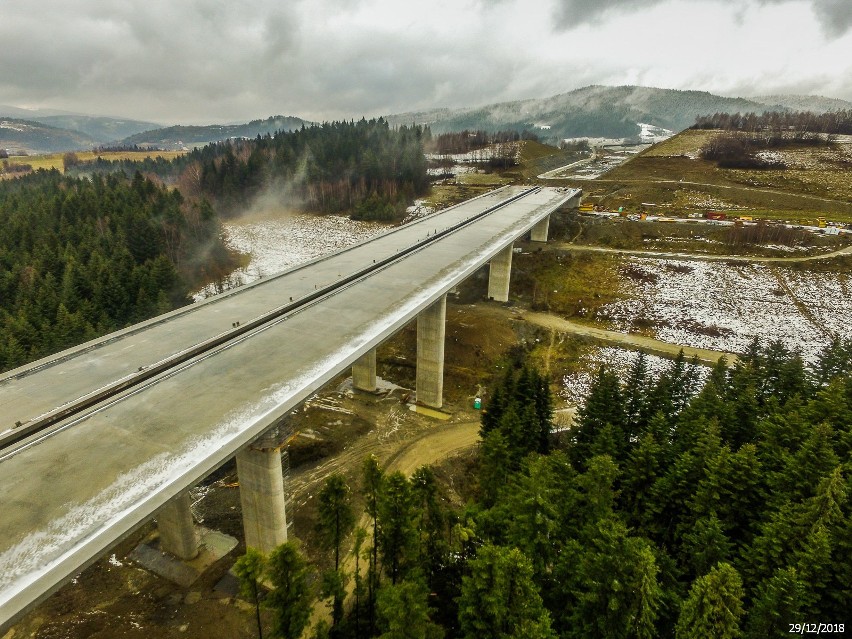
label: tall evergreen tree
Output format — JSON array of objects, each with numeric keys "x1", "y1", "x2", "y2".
[
  {"x1": 264, "y1": 542, "x2": 313, "y2": 639},
  {"x1": 458, "y1": 545, "x2": 556, "y2": 639},
  {"x1": 675, "y1": 563, "x2": 745, "y2": 639}
]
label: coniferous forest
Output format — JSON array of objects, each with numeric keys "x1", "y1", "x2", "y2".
[
  {"x1": 73, "y1": 119, "x2": 431, "y2": 221},
  {"x1": 242, "y1": 341, "x2": 851, "y2": 639},
  {"x1": 188, "y1": 119, "x2": 429, "y2": 220},
  {"x1": 0, "y1": 170, "x2": 233, "y2": 372}
]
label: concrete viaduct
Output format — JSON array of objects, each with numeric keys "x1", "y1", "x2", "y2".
[{"x1": 0, "y1": 185, "x2": 580, "y2": 631}]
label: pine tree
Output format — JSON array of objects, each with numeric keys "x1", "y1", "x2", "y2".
[
  {"x1": 316, "y1": 474, "x2": 355, "y2": 572},
  {"x1": 362, "y1": 455, "x2": 384, "y2": 634},
  {"x1": 572, "y1": 365, "x2": 626, "y2": 465},
  {"x1": 558, "y1": 517, "x2": 662, "y2": 639},
  {"x1": 746, "y1": 567, "x2": 805, "y2": 639},
  {"x1": 458, "y1": 544, "x2": 556, "y2": 639},
  {"x1": 376, "y1": 579, "x2": 444, "y2": 639},
  {"x1": 675, "y1": 563, "x2": 745, "y2": 639},
  {"x1": 378, "y1": 472, "x2": 417, "y2": 584},
  {"x1": 264, "y1": 542, "x2": 313, "y2": 639}
]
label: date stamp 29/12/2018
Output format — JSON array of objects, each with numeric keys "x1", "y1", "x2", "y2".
[{"x1": 789, "y1": 623, "x2": 845, "y2": 634}]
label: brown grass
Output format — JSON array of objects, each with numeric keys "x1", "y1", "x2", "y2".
[{"x1": 5, "y1": 150, "x2": 187, "y2": 172}]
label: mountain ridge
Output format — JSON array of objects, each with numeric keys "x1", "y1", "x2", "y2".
[
  {"x1": 385, "y1": 85, "x2": 852, "y2": 140},
  {"x1": 4, "y1": 85, "x2": 851, "y2": 154}
]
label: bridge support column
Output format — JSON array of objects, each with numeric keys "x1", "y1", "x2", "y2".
[
  {"x1": 237, "y1": 442, "x2": 288, "y2": 554},
  {"x1": 531, "y1": 215, "x2": 550, "y2": 242},
  {"x1": 352, "y1": 348, "x2": 377, "y2": 392},
  {"x1": 158, "y1": 491, "x2": 199, "y2": 560},
  {"x1": 488, "y1": 244, "x2": 513, "y2": 302},
  {"x1": 416, "y1": 294, "x2": 446, "y2": 409}
]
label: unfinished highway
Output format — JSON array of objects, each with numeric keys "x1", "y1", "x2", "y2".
[{"x1": 0, "y1": 185, "x2": 579, "y2": 631}]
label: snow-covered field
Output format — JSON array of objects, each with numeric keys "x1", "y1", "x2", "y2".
[
  {"x1": 599, "y1": 257, "x2": 851, "y2": 363},
  {"x1": 194, "y1": 211, "x2": 386, "y2": 299}
]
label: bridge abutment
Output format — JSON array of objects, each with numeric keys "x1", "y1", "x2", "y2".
[
  {"x1": 157, "y1": 491, "x2": 199, "y2": 560},
  {"x1": 236, "y1": 441, "x2": 288, "y2": 554},
  {"x1": 488, "y1": 243, "x2": 513, "y2": 302},
  {"x1": 352, "y1": 348, "x2": 377, "y2": 392},
  {"x1": 416, "y1": 294, "x2": 446, "y2": 408},
  {"x1": 531, "y1": 215, "x2": 550, "y2": 242}
]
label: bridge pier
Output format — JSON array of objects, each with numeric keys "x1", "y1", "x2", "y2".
[
  {"x1": 352, "y1": 348, "x2": 377, "y2": 392},
  {"x1": 530, "y1": 215, "x2": 550, "y2": 242},
  {"x1": 236, "y1": 440, "x2": 288, "y2": 554},
  {"x1": 157, "y1": 491, "x2": 199, "y2": 560},
  {"x1": 416, "y1": 294, "x2": 446, "y2": 408},
  {"x1": 488, "y1": 243, "x2": 513, "y2": 302}
]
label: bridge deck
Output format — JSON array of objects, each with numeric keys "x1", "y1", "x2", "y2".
[{"x1": 0, "y1": 186, "x2": 577, "y2": 630}]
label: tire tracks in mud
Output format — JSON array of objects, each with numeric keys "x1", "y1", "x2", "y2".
[{"x1": 768, "y1": 266, "x2": 836, "y2": 339}]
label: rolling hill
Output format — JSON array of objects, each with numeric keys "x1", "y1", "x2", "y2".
[
  {"x1": 386, "y1": 85, "x2": 852, "y2": 141},
  {"x1": 119, "y1": 115, "x2": 309, "y2": 149},
  {"x1": 0, "y1": 117, "x2": 99, "y2": 154}
]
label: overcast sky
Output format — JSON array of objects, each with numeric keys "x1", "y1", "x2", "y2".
[{"x1": 1, "y1": 0, "x2": 850, "y2": 124}]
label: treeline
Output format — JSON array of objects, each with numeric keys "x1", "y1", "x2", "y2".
[
  {"x1": 693, "y1": 110, "x2": 852, "y2": 135},
  {"x1": 1, "y1": 160, "x2": 33, "y2": 174},
  {"x1": 427, "y1": 129, "x2": 538, "y2": 155},
  {"x1": 239, "y1": 343, "x2": 851, "y2": 638},
  {"x1": 699, "y1": 133, "x2": 788, "y2": 169},
  {"x1": 0, "y1": 170, "x2": 235, "y2": 372},
  {"x1": 694, "y1": 110, "x2": 852, "y2": 170}
]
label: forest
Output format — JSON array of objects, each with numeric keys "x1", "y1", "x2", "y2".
[
  {"x1": 238, "y1": 340, "x2": 851, "y2": 639},
  {"x1": 71, "y1": 119, "x2": 431, "y2": 221},
  {"x1": 0, "y1": 170, "x2": 235, "y2": 372}
]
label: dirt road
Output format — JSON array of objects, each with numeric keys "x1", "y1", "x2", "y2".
[
  {"x1": 515, "y1": 309, "x2": 738, "y2": 365},
  {"x1": 382, "y1": 420, "x2": 480, "y2": 475}
]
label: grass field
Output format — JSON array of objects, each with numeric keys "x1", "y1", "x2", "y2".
[
  {"x1": 2, "y1": 149, "x2": 186, "y2": 172},
  {"x1": 547, "y1": 129, "x2": 852, "y2": 223}
]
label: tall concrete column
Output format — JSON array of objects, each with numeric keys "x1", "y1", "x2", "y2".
[
  {"x1": 237, "y1": 442, "x2": 288, "y2": 554},
  {"x1": 530, "y1": 215, "x2": 550, "y2": 242},
  {"x1": 352, "y1": 348, "x2": 377, "y2": 392},
  {"x1": 488, "y1": 244, "x2": 513, "y2": 302},
  {"x1": 158, "y1": 491, "x2": 199, "y2": 560},
  {"x1": 416, "y1": 294, "x2": 447, "y2": 409}
]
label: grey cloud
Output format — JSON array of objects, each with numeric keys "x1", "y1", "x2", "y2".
[
  {"x1": 0, "y1": 1, "x2": 300, "y2": 122},
  {"x1": 553, "y1": 0, "x2": 852, "y2": 36},
  {"x1": 553, "y1": 0, "x2": 661, "y2": 27},
  {"x1": 811, "y1": 0, "x2": 852, "y2": 37},
  {"x1": 1, "y1": 0, "x2": 850, "y2": 125}
]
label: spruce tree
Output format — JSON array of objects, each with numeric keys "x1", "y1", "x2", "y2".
[{"x1": 675, "y1": 562, "x2": 745, "y2": 639}]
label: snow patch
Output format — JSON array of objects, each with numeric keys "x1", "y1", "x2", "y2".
[{"x1": 599, "y1": 257, "x2": 850, "y2": 363}]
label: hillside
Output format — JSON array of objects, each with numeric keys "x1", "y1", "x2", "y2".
[
  {"x1": 571, "y1": 126, "x2": 852, "y2": 222},
  {"x1": 120, "y1": 115, "x2": 309, "y2": 149},
  {"x1": 387, "y1": 85, "x2": 848, "y2": 140},
  {"x1": 33, "y1": 114, "x2": 161, "y2": 143},
  {"x1": 750, "y1": 94, "x2": 852, "y2": 114},
  {"x1": 0, "y1": 117, "x2": 98, "y2": 154}
]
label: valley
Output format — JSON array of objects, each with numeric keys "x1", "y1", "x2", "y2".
[{"x1": 3, "y1": 102, "x2": 851, "y2": 639}]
